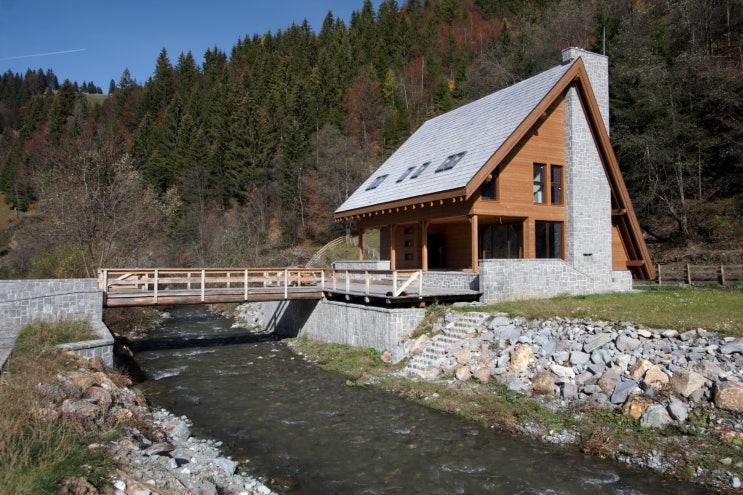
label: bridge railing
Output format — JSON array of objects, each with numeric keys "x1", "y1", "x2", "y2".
[{"x1": 98, "y1": 268, "x2": 424, "y2": 302}]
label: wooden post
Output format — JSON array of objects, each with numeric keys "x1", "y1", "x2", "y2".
[
  {"x1": 154, "y1": 269, "x2": 159, "y2": 305},
  {"x1": 201, "y1": 269, "x2": 205, "y2": 302},
  {"x1": 389, "y1": 224, "x2": 397, "y2": 271},
  {"x1": 720, "y1": 265, "x2": 726, "y2": 286},
  {"x1": 686, "y1": 263, "x2": 692, "y2": 285},
  {"x1": 469, "y1": 214, "x2": 479, "y2": 273},
  {"x1": 358, "y1": 229, "x2": 364, "y2": 261},
  {"x1": 657, "y1": 264, "x2": 662, "y2": 286},
  {"x1": 244, "y1": 269, "x2": 249, "y2": 300},
  {"x1": 420, "y1": 220, "x2": 429, "y2": 272}
]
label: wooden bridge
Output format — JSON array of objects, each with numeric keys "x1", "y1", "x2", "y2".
[{"x1": 98, "y1": 268, "x2": 481, "y2": 308}]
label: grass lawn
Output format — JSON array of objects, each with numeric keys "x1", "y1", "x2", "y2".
[{"x1": 476, "y1": 285, "x2": 743, "y2": 337}]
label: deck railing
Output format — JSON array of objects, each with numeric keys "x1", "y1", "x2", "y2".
[{"x1": 656, "y1": 263, "x2": 743, "y2": 286}]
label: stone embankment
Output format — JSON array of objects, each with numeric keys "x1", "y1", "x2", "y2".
[
  {"x1": 41, "y1": 355, "x2": 275, "y2": 495},
  {"x1": 389, "y1": 309, "x2": 743, "y2": 489}
]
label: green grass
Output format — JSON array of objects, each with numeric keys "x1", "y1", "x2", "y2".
[
  {"x1": 0, "y1": 321, "x2": 114, "y2": 494},
  {"x1": 476, "y1": 285, "x2": 743, "y2": 336}
]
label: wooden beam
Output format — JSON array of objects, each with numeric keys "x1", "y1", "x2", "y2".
[{"x1": 469, "y1": 214, "x2": 479, "y2": 273}]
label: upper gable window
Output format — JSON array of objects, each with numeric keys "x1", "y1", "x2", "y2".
[
  {"x1": 534, "y1": 163, "x2": 564, "y2": 205},
  {"x1": 481, "y1": 170, "x2": 498, "y2": 200},
  {"x1": 397, "y1": 166, "x2": 416, "y2": 183},
  {"x1": 365, "y1": 174, "x2": 388, "y2": 191},
  {"x1": 409, "y1": 161, "x2": 430, "y2": 179},
  {"x1": 533, "y1": 164, "x2": 546, "y2": 203},
  {"x1": 435, "y1": 151, "x2": 467, "y2": 173}
]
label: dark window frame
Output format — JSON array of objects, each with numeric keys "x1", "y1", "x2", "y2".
[
  {"x1": 551, "y1": 165, "x2": 563, "y2": 205},
  {"x1": 535, "y1": 221, "x2": 563, "y2": 259},
  {"x1": 365, "y1": 174, "x2": 389, "y2": 191},
  {"x1": 435, "y1": 151, "x2": 467, "y2": 173},
  {"x1": 410, "y1": 161, "x2": 430, "y2": 179}
]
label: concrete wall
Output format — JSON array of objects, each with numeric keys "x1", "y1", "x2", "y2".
[
  {"x1": 423, "y1": 271, "x2": 479, "y2": 291},
  {"x1": 255, "y1": 299, "x2": 425, "y2": 351},
  {"x1": 0, "y1": 279, "x2": 113, "y2": 368}
]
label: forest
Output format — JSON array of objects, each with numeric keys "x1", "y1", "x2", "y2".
[{"x1": 0, "y1": 0, "x2": 741, "y2": 279}]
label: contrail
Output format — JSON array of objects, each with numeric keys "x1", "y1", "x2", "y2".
[{"x1": 0, "y1": 48, "x2": 87, "y2": 61}]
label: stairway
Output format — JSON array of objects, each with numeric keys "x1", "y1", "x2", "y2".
[{"x1": 401, "y1": 311, "x2": 490, "y2": 378}]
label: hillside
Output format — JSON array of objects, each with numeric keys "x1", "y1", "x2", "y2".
[{"x1": 0, "y1": 0, "x2": 741, "y2": 278}]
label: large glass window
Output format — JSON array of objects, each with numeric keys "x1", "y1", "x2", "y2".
[
  {"x1": 481, "y1": 223, "x2": 522, "y2": 259},
  {"x1": 533, "y1": 164, "x2": 545, "y2": 203},
  {"x1": 535, "y1": 221, "x2": 563, "y2": 259}
]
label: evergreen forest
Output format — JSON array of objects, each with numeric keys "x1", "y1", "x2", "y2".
[{"x1": 0, "y1": 0, "x2": 741, "y2": 279}]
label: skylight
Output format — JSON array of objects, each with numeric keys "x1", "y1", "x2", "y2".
[
  {"x1": 365, "y1": 174, "x2": 388, "y2": 190},
  {"x1": 397, "y1": 166, "x2": 416, "y2": 182},
  {"x1": 435, "y1": 151, "x2": 467, "y2": 172},
  {"x1": 409, "y1": 161, "x2": 430, "y2": 179}
]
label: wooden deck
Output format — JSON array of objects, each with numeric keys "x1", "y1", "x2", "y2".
[{"x1": 98, "y1": 268, "x2": 481, "y2": 307}]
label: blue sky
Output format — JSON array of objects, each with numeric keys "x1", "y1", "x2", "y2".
[{"x1": 0, "y1": 0, "x2": 374, "y2": 92}]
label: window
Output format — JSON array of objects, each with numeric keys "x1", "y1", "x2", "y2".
[
  {"x1": 481, "y1": 223, "x2": 522, "y2": 259},
  {"x1": 533, "y1": 164, "x2": 546, "y2": 203},
  {"x1": 535, "y1": 221, "x2": 563, "y2": 259},
  {"x1": 410, "y1": 161, "x2": 430, "y2": 179},
  {"x1": 551, "y1": 165, "x2": 563, "y2": 205},
  {"x1": 365, "y1": 174, "x2": 388, "y2": 191},
  {"x1": 481, "y1": 172, "x2": 497, "y2": 200},
  {"x1": 397, "y1": 166, "x2": 416, "y2": 183},
  {"x1": 435, "y1": 151, "x2": 467, "y2": 172}
]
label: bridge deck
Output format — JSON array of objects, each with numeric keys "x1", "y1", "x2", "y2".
[{"x1": 99, "y1": 268, "x2": 481, "y2": 307}]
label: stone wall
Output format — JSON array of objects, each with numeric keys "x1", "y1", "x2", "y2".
[
  {"x1": 254, "y1": 299, "x2": 425, "y2": 351},
  {"x1": 422, "y1": 271, "x2": 480, "y2": 291},
  {"x1": 479, "y1": 259, "x2": 632, "y2": 303},
  {"x1": 332, "y1": 260, "x2": 391, "y2": 271},
  {"x1": 0, "y1": 278, "x2": 113, "y2": 368}
]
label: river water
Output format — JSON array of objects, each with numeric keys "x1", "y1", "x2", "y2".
[{"x1": 132, "y1": 305, "x2": 707, "y2": 495}]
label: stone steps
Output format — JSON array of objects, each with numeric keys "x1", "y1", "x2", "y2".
[{"x1": 402, "y1": 312, "x2": 490, "y2": 377}]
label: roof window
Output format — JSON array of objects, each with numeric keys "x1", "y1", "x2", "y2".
[
  {"x1": 397, "y1": 166, "x2": 416, "y2": 183},
  {"x1": 435, "y1": 151, "x2": 467, "y2": 172},
  {"x1": 365, "y1": 174, "x2": 388, "y2": 191},
  {"x1": 409, "y1": 161, "x2": 430, "y2": 179}
]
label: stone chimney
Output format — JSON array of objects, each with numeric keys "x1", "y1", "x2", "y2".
[{"x1": 562, "y1": 47, "x2": 609, "y2": 135}]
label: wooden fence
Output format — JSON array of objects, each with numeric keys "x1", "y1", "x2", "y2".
[{"x1": 656, "y1": 263, "x2": 743, "y2": 286}]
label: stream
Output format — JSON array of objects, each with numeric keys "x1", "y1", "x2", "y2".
[{"x1": 132, "y1": 305, "x2": 707, "y2": 494}]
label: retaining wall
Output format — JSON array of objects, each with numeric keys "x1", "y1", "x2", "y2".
[
  {"x1": 0, "y1": 278, "x2": 113, "y2": 368},
  {"x1": 479, "y1": 259, "x2": 632, "y2": 303},
  {"x1": 254, "y1": 299, "x2": 425, "y2": 351}
]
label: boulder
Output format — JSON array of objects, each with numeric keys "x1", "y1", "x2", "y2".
[
  {"x1": 623, "y1": 396, "x2": 653, "y2": 420},
  {"x1": 597, "y1": 367, "x2": 622, "y2": 395},
  {"x1": 720, "y1": 339, "x2": 743, "y2": 355},
  {"x1": 550, "y1": 363, "x2": 575, "y2": 379},
  {"x1": 456, "y1": 349, "x2": 472, "y2": 365},
  {"x1": 569, "y1": 351, "x2": 590, "y2": 366},
  {"x1": 410, "y1": 334, "x2": 429, "y2": 355},
  {"x1": 616, "y1": 335, "x2": 641, "y2": 352},
  {"x1": 510, "y1": 345, "x2": 534, "y2": 371},
  {"x1": 532, "y1": 370, "x2": 557, "y2": 396},
  {"x1": 560, "y1": 382, "x2": 578, "y2": 400},
  {"x1": 667, "y1": 397, "x2": 688, "y2": 422},
  {"x1": 584, "y1": 333, "x2": 613, "y2": 353},
  {"x1": 610, "y1": 379, "x2": 640, "y2": 405},
  {"x1": 642, "y1": 366, "x2": 670, "y2": 390},
  {"x1": 640, "y1": 404, "x2": 673, "y2": 428},
  {"x1": 669, "y1": 370, "x2": 707, "y2": 398},
  {"x1": 714, "y1": 381, "x2": 743, "y2": 412},
  {"x1": 456, "y1": 366, "x2": 472, "y2": 381},
  {"x1": 629, "y1": 358, "x2": 653, "y2": 379},
  {"x1": 473, "y1": 367, "x2": 492, "y2": 384}
]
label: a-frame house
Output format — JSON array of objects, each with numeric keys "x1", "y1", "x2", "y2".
[{"x1": 335, "y1": 48, "x2": 653, "y2": 302}]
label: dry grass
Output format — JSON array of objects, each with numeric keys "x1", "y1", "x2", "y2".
[{"x1": 0, "y1": 322, "x2": 112, "y2": 494}]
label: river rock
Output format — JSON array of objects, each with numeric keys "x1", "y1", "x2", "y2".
[
  {"x1": 533, "y1": 370, "x2": 557, "y2": 396},
  {"x1": 669, "y1": 370, "x2": 707, "y2": 397},
  {"x1": 510, "y1": 345, "x2": 533, "y2": 371},
  {"x1": 667, "y1": 397, "x2": 688, "y2": 422},
  {"x1": 714, "y1": 381, "x2": 743, "y2": 412},
  {"x1": 629, "y1": 358, "x2": 653, "y2": 379},
  {"x1": 616, "y1": 335, "x2": 641, "y2": 352},
  {"x1": 584, "y1": 333, "x2": 613, "y2": 353},
  {"x1": 610, "y1": 379, "x2": 639, "y2": 405},
  {"x1": 643, "y1": 365, "x2": 670, "y2": 390},
  {"x1": 597, "y1": 368, "x2": 622, "y2": 395},
  {"x1": 623, "y1": 396, "x2": 653, "y2": 420},
  {"x1": 640, "y1": 404, "x2": 673, "y2": 428},
  {"x1": 456, "y1": 349, "x2": 472, "y2": 365},
  {"x1": 473, "y1": 367, "x2": 492, "y2": 383},
  {"x1": 456, "y1": 366, "x2": 472, "y2": 381}
]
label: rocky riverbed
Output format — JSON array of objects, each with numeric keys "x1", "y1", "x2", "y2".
[
  {"x1": 382, "y1": 306, "x2": 743, "y2": 491},
  {"x1": 43, "y1": 354, "x2": 275, "y2": 495}
]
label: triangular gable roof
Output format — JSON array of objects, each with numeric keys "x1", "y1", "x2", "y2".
[
  {"x1": 335, "y1": 56, "x2": 654, "y2": 280},
  {"x1": 335, "y1": 61, "x2": 575, "y2": 215}
]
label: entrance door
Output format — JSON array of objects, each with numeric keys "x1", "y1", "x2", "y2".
[
  {"x1": 480, "y1": 223, "x2": 523, "y2": 259},
  {"x1": 427, "y1": 233, "x2": 446, "y2": 269}
]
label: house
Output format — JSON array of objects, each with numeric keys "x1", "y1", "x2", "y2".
[{"x1": 334, "y1": 48, "x2": 653, "y2": 303}]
